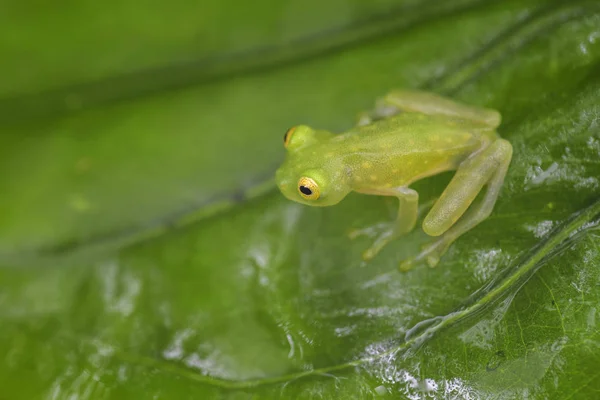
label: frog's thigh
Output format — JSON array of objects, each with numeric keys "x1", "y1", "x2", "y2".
[
  {"x1": 422, "y1": 138, "x2": 513, "y2": 237},
  {"x1": 383, "y1": 90, "x2": 501, "y2": 129}
]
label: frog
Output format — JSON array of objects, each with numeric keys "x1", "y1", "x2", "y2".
[{"x1": 275, "y1": 90, "x2": 512, "y2": 270}]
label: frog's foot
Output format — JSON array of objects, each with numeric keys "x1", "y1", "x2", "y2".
[
  {"x1": 398, "y1": 239, "x2": 451, "y2": 272},
  {"x1": 348, "y1": 222, "x2": 400, "y2": 261},
  {"x1": 348, "y1": 222, "x2": 388, "y2": 240}
]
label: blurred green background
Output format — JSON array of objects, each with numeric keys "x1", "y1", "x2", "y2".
[{"x1": 1, "y1": 0, "x2": 600, "y2": 398}]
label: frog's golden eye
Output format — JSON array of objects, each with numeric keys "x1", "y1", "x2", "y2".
[
  {"x1": 298, "y1": 176, "x2": 320, "y2": 200},
  {"x1": 283, "y1": 126, "x2": 296, "y2": 148}
]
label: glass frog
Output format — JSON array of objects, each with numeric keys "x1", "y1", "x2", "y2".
[{"x1": 275, "y1": 90, "x2": 512, "y2": 270}]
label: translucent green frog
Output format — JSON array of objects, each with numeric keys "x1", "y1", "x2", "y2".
[{"x1": 276, "y1": 90, "x2": 512, "y2": 270}]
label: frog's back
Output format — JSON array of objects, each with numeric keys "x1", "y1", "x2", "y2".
[
  {"x1": 326, "y1": 113, "x2": 497, "y2": 187},
  {"x1": 333, "y1": 113, "x2": 496, "y2": 154}
]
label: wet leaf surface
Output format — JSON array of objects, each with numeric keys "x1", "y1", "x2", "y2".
[{"x1": 1, "y1": 0, "x2": 599, "y2": 399}]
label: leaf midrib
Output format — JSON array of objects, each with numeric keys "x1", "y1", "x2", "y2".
[{"x1": 0, "y1": 0, "x2": 495, "y2": 122}]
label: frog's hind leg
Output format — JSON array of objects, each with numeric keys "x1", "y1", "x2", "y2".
[
  {"x1": 399, "y1": 138, "x2": 512, "y2": 271},
  {"x1": 356, "y1": 96, "x2": 404, "y2": 126},
  {"x1": 357, "y1": 90, "x2": 501, "y2": 128}
]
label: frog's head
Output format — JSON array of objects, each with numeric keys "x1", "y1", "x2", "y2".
[
  {"x1": 276, "y1": 125, "x2": 350, "y2": 207},
  {"x1": 276, "y1": 167, "x2": 350, "y2": 207}
]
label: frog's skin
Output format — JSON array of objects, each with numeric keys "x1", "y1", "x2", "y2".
[{"x1": 276, "y1": 90, "x2": 512, "y2": 270}]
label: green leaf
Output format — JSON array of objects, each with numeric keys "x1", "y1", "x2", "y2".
[{"x1": 1, "y1": 0, "x2": 600, "y2": 399}]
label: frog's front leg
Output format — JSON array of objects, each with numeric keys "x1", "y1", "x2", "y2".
[
  {"x1": 357, "y1": 89, "x2": 500, "y2": 128},
  {"x1": 349, "y1": 187, "x2": 418, "y2": 261},
  {"x1": 399, "y1": 138, "x2": 513, "y2": 271}
]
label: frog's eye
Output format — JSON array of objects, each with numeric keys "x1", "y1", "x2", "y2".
[
  {"x1": 283, "y1": 126, "x2": 296, "y2": 148},
  {"x1": 297, "y1": 176, "x2": 320, "y2": 200}
]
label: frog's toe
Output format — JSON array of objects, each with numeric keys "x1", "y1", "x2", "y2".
[
  {"x1": 362, "y1": 248, "x2": 376, "y2": 261},
  {"x1": 364, "y1": 230, "x2": 397, "y2": 260},
  {"x1": 398, "y1": 258, "x2": 417, "y2": 272},
  {"x1": 350, "y1": 221, "x2": 409, "y2": 262},
  {"x1": 361, "y1": 242, "x2": 388, "y2": 260},
  {"x1": 347, "y1": 222, "x2": 389, "y2": 240},
  {"x1": 399, "y1": 240, "x2": 450, "y2": 271},
  {"x1": 426, "y1": 254, "x2": 440, "y2": 268},
  {"x1": 361, "y1": 244, "x2": 386, "y2": 261},
  {"x1": 398, "y1": 253, "x2": 430, "y2": 271},
  {"x1": 348, "y1": 228, "x2": 365, "y2": 240}
]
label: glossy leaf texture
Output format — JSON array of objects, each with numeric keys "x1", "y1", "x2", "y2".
[{"x1": 1, "y1": 0, "x2": 600, "y2": 399}]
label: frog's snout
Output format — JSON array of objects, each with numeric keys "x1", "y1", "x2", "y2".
[
  {"x1": 275, "y1": 168, "x2": 292, "y2": 196},
  {"x1": 275, "y1": 168, "x2": 286, "y2": 187}
]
